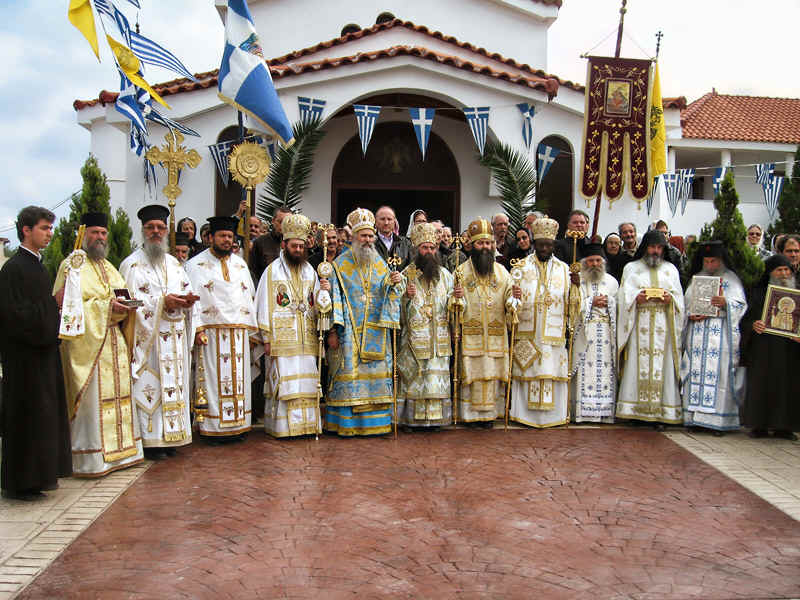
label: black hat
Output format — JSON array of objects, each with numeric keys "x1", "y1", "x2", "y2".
[
  {"x1": 632, "y1": 230, "x2": 668, "y2": 261},
  {"x1": 80, "y1": 211, "x2": 108, "y2": 228},
  {"x1": 174, "y1": 232, "x2": 191, "y2": 247},
  {"x1": 207, "y1": 216, "x2": 239, "y2": 234},
  {"x1": 137, "y1": 204, "x2": 169, "y2": 225},
  {"x1": 765, "y1": 253, "x2": 792, "y2": 274},
  {"x1": 583, "y1": 243, "x2": 605, "y2": 259},
  {"x1": 697, "y1": 240, "x2": 724, "y2": 259}
]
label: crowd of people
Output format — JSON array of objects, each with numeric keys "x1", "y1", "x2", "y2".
[{"x1": 0, "y1": 202, "x2": 797, "y2": 501}]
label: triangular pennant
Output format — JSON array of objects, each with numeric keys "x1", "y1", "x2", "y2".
[
  {"x1": 517, "y1": 103, "x2": 535, "y2": 150},
  {"x1": 353, "y1": 104, "x2": 381, "y2": 156},
  {"x1": 662, "y1": 171, "x2": 680, "y2": 217},
  {"x1": 536, "y1": 143, "x2": 561, "y2": 181},
  {"x1": 409, "y1": 108, "x2": 435, "y2": 161},
  {"x1": 298, "y1": 96, "x2": 326, "y2": 125},
  {"x1": 679, "y1": 168, "x2": 695, "y2": 215},
  {"x1": 754, "y1": 162, "x2": 775, "y2": 185},
  {"x1": 712, "y1": 166, "x2": 728, "y2": 197},
  {"x1": 462, "y1": 107, "x2": 490, "y2": 155},
  {"x1": 762, "y1": 174, "x2": 785, "y2": 222},
  {"x1": 646, "y1": 175, "x2": 659, "y2": 216}
]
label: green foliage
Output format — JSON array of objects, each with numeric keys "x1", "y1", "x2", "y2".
[
  {"x1": 766, "y1": 145, "x2": 800, "y2": 245},
  {"x1": 43, "y1": 155, "x2": 133, "y2": 279},
  {"x1": 256, "y1": 119, "x2": 326, "y2": 220},
  {"x1": 478, "y1": 141, "x2": 539, "y2": 234},
  {"x1": 690, "y1": 170, "x2": 763, "y2": 289}
]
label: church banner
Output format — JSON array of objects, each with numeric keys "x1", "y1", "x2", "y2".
[
  {"x1": 517, "y1": 103, "x2": 535, "y2": 151},
  {"x1": 579, "y1": 56, "x2": 653, "y2": 205}
]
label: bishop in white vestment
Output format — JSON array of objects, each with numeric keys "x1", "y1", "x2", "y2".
[
  {"x1": 617, "y1": 231, "x2": 684, "y2": 427},
  {"x1": 185, "y1": 217, "x2": 259, "y2": 439},
  {"x1": 119, "y1": 205, "x2": 197, "y2": 456}
]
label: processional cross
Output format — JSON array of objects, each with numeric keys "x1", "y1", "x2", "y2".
[{"x1": 145, "y1": 132, "x2": 202, "y2": 250}]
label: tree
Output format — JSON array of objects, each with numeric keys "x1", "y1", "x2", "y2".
[
  {"x1": 478, "y1": 141, "x2": 541, "y2": 234},
  {"x1": 43, "y1": 155, "x2": 133, "y2": 279},
  {"x1": 766, "y1": 145, "x2": 800, "y2": 244},
  {"x1": 692, "y1": 170, "x2": 763, "y2": 289}
]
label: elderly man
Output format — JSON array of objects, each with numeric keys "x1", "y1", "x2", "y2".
[
  {"x1": 397, "y1": 223, "x2": 454, "y2": 430},
  {"x1": 554, "y1": 209, "x2": 591, "y2": 264},
  {"x1": 572, "y1": 243, "x2": 619, "y2": 423},
  {"x1": 54, "y1": 212, "x2": 143, "y2": 476},
  {"x1": 120, "y1": 205, "x2": 198, "y2": 458},
  {"x1": 491, "y1": 213, "x2": 515, "y2": 266},
  {"x1": 509, "y1": 216, "x2": 569, "y2": 428},
  {"x1": 373, "y1": 205, "x2": 412, "y2": 271},
  {"x1": 453, "y1": 219, "x2": 515, "y2": 426},
  {"x1": 325, "y1": 209, "x2": 403, "y2": 436},
  {"x1": 255, "y1": 214, "x2": 331, "y2": 438},
  {"x1": 619, "y1": 222, "x2": 638, "y2": 257},
  {"x1": 681, "y1": 241, "x2": 747, "y2": 435},
  {"x1": 250, "y1": 205, "x2": 292, "y2": 284},
  {"x1": 617, "y1": 231, "x2": 684, "y2": 430},
  {"x1": 173, "y1": 232, "x2": 191, "y2": 265}
]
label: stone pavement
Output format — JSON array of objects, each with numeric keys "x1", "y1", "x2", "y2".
[{"x1": 5, "y1": 428, "x2": 799, "y2": 599}]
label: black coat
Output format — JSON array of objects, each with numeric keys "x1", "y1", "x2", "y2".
[
  {"x1": 0, "y1": 250, "x2": 71, "y2": 493},
  {"x1": 374, "y1": 233, "x2": 412, "y2": 271}
]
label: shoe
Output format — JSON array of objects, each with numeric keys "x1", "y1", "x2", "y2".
[
  {"x1": 748, "y1": 429, "x2": 769, "y2": 439},
  {"x1": 2, "y1": 489, "x2": 45, "y2": 501},
  {"x1": 774, "y1": 430, "x2": 798, "y2": 441},
  {"x1": 479, "y1": 420, "x2": 495, "y2": 429},
  {"x1": 164, "y1": 447, "x2": 177, "y2": 457},
  {"x1": 144, "y1": 448, "x2": 167, "y2": 460},
  {"x1": 654, "y1": 424, "x2": 666, "y2": 432},
  {"x1": 712, "y1": 430, "x2": 725, "y2": 437},
  {"x1": 400, "y1": 425, "x2": 414, "y2": 434}
]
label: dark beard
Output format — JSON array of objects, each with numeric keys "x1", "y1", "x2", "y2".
[
  {"x1": 470, "y1": 247, "x2": 494, "y2": 276},
  {"x1": 415, "y1": 252, "x2": 441, "y2": 284},
  {"x1": 212, "y1": 244, "x2": 232, "y2": 257},
  {"x1": 285, "y1": 249, "x2": 306, "y2": 267},
  {"x1": 644, "y1": 254, "x2": 663, "y2": 268}
]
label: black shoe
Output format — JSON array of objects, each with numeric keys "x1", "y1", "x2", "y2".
[
  {"x1": 774, "y1": 430, "x2": 798, "y2": 441},
  {"x1": 712, "y1": 430, "x2": 725, "y2": 437},
  {"x1": 654, "y1": 424, "x2": 666, "y2": 432},
  {"x1": 164, "y1": 447, "x2": 178, "y2": 457},
  {"x1": 144, "y1": 448, "x2": 167, "y2": 460},
  {"x1": 748, "y1": 429, "x2": 769, "y2": 439},
  {"x1": 2, "y1": 489, "x2": 45, "y2": 501},
  {"x1": 400, "y1": 425, "x2": 414, "y2": 434},
  {"x1": 479, "y1": 420, "x2": 495, "y2": 429}
]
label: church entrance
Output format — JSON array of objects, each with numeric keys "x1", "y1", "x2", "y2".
[{"x1": 332, "y1": 121, "x2": 460, "y2": 233}]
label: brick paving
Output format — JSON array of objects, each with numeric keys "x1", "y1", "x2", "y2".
[{"x1": 16, "y1": 429, "x2": 800, "y2": 599}]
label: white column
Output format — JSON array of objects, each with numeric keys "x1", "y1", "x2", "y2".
[
  {"x1": 721, "y1": 149, "x2": 732, "y2": 167},
  {"x1": 787, "y1": 152, "x2": 795, "y2": 177},
  {"x1": 667, "y1": 146, "x2": 676, "y2": 171}
]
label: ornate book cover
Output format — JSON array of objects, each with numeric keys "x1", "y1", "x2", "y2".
[{"x1": 689, "y1": 275, "x2": 721, "y2": 317}]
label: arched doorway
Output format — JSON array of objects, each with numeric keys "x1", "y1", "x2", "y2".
[
  {"x1": 331, "y1": 122, "x2": 460, "y2": 233},
  {"x1": 214, "y1": 126, "x2": 244, "y2": 217},
  {"x1": 536, "y1": 135, "x2": 573, "y2": 230}
]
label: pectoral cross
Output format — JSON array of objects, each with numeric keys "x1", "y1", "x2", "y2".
[{"x1": 145, "y1": 132, "x2": 202, "y2": 250}]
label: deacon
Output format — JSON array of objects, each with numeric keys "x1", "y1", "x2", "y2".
[
  {"x1": 0, "y1": 207, "x2": 71, "y2": 499},
  {"x1": 325, "y1": 208, "x2": 403, "y2": 436},
  {"x1": 680, "y1": 241, "x2": 747, "y2": 434},
  {"x1": 397, "y1": 223, "x2": 454, "y2": 430},
  {"x1": 185, "y1": 216, "x2": 260, "y2": 441},
  {"x1": 571, "y1": 244, "x2": 618, "y2": 423},
  {"x1": 54, "y1": 212, "x2": 143, "y2": 477},
  {"x1": 119, "y1": 205, "x2": 198, "y2": 458},
  {"x1": 509, "y1": 216, "x2": 570, "y2": 428},
  {"x1": 617, "y1": 231, "x2": 684, "y2": 429},
  {"x1": 740, "y1": 254, "x2": 800, "y2": 439},
  {"x1": 452, "y1": 218, "x2": 515, "y2": 427},
  {"x1": 255, "y1": 213, "x2": 331, "y2": 438}
]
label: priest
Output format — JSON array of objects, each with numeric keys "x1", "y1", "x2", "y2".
[
  {"x1": 325, "y1": 208, "x2": 403, "y2": 436},
  {"x1": 54, "y1": 212, "x2": 143, "y2": 477},
  {"x1": 0, "y1": 207, "x2": 71, "y2": 499},
  {"x1": 397, "y1": 223, "x2": 454, "y2": 430},
  {"x1": 255, "y1": 213, "x2": 331, "y2": 438},
  {"x1": 452, "y1": 218, "x2": 515, "y2": 427},
  {"x1": 509, "y1": 216, "x2": 570, "y2": 428},
  {"x1": 185, "y1": 216, "x2": 260, "y2": 441},
  {"x1": 617, "y1": 230, "x2": 684, "y2": 429},
  {"x1": 119, "y1": 205, "x2": 198, "y2": 458}
]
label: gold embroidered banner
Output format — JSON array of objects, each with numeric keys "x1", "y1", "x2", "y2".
[{"x1": 579, "y1": 57, "x2": 654, "y2": 205}]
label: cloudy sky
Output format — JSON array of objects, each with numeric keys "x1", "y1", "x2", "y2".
[{"x1": 1, "y1": 0, "x2": 798, "y2": 241}]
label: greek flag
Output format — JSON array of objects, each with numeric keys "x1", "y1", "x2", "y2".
[
  {"x1": 115, "y1": 74, "x2": 148, "y2": 138},
  {"x1": 679, "y1": 168, "x2": 695, "y2": 215},
  {"x1": 463, "y1": 107, "x2": 490, "y2": 155},
  {"x1": 662, "y1": 171, "x2": 680, "y2": 217},
  {"x1": 646, "y1": 175, "x2": 660, "y2": 216},
  {"x1": 409, "y1": 108, "x2": 435, "y2": 161},
  {"x1": 754, "y1": 162, "x2": 774, "y2": 185},
  {"x1": 517, "y1": 103, "x2": 535, "y2": 151},
  {"x1": 762, "y1": 175, "x2": 785, "y2": 222},
  {"x1": 124, "y1": 0, "x2": 140, "y2": 7},
  {"x1": 93, "y1": 0, "x2": 132, "y2": 45},
  {"x1": 218, "y1": 0, "x2": 294, "y2": 144},
  {"x1": 712, "y1": 166, "x2": 727, "y2": 197},
  {"x1": 353, "y1": 104, "x2": 381, "y2": 156},
  {"x1": 536, "y1": 143, "x2": 560, "y2": 181},
  {"x1": 298, "y1": 97, "x2": 326, "y2": 125}
]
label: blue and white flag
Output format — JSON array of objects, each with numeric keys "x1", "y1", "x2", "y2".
[
  {"x1": 646, "y1": 175, "x2": 660, "y2": 216},
  {"x1": 679, "y1": 168, "x2": 695, "y2": 215},
  {"x1": 517, "y1": 103, "x2": 535, "y2": 151},
  {"x1": 130, "y1": 31, "x2": 197, "y2": 81},
  {"x1": 754, "y1": 162, "x2": 774, "y2": 185},
  {"x1": 353, "y1": 104, "x2": 381, "y2": 156},
  {"x1": 124, "y1": 0, "x2": 140, "y2": 7},
  {"x1": 762, "y1": 175, "x2": 785, "y2": 222},
  {"x1": 94, "y1": 0, "x2": 132, "y2": 45},
  {"x1": 409, "y1": 108, "x2": 435, "y2": 161},
  {"x1": 218, "y1": 0, "x2": 294, "y2": 144},
  {"x1": 298, "y1": 97, "x2": 326, "y2": 125},
  {"x1": 662, "y1": 172, "x2": 681, "y2": 217},
  {"x1": 115, "y1": 75, "x2": 148, "y2": 138},
  {"x1": 463, "y1": 107, "x2": 490, "y2": 155},
  {"x1": 712, "y1": 166, "x2": 728, "y2": 197},
  {"x1": 536, "y1": 143, "x2": 561, "y2": 181}
]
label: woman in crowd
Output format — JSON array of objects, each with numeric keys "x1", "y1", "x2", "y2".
[
  {"x1": 603, "y1": 232, "x2": 629, "y2": 281},
  {"x1": 746, "y1": 224, "x2": 772, "y2": 260},
  {"x1": 177, "y1": 217, "x2": 203, "y2": 258}
]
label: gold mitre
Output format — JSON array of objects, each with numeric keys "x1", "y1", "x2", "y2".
[
  {"x1": 410, "y1": 222, "x2": 438, "y2": 247},
  {"x1": 532, "y1": 215, "x2": 559, "y2": 240},
  {"x1": 346, "y1": 208, "x2": 375, "y2": 234},
  {"x1": 467, "y1": 218, "x2": 492, "y2": 243},
  {"x1": 281, "y1": 213, "x2": 310, "y2": 242}
]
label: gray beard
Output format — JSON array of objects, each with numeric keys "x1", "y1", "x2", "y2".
[
  {"x1": 143, "y1": 238, "x2": 167, "y2": 262},
  {"x1": 582, "y1": 266, "x2": 605, "y2": 283},
  {"x1": 83, "y1": 239, "x2": 108, "y2": 261},
  {"x1": 643, "y1": 254, "x2": 663, "y2": 268},
  {"x1": 770, "y1": 275, "x2": 796, "y2": 288},
  {"x1": 700, "y1": 267, "x2": 723, "y2": 276},
  {"x1": 352, "y1": 243, "x2": 378, "y2": 265}
]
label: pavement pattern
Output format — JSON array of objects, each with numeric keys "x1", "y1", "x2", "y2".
[{"x1": 7, "y1": 428, "x2": 800, "y2": 599}]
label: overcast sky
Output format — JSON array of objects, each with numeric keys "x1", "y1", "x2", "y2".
[{"x1": 1, "y1": 0, "x2": 798, "y2": 239}]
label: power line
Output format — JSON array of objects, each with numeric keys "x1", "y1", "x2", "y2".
[{"x1": 0, "y1": 191, "x2": 78, "y2": 234}]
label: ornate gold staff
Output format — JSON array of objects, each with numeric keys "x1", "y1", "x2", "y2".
[
  {"x1": 450, "y1": 233, "x2": 466, "y2": 426},
  {"x1": 316, "y1": 261, "x2": 334, "y2": 440},
  {"x1": 229, "y1": 141, "x2": 271, "y2": 262},
  {"x1": 387, "y1": 253, "x2": 403, "y2": 438},
  {"x1": 564, "y1": 229, "x2": 586, "y2": 427},
  {"x1": 505, "y1": 257, "x2": 524, "y2": 431}
]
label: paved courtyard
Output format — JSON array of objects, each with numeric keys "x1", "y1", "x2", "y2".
[{"x1": 3, "y1": 428, "x2": 800, "y2": 599}]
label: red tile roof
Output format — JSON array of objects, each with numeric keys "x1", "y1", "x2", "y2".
[{"x1": 681, "y1": 91, "x2": 800, "y2": 144}]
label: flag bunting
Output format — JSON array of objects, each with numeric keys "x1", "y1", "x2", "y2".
[
  {"x1": 537, "y1": 143, "x2": 561, "y2": 181},
  {"x1": 712, "y1": 167, "x2": 728, "y2": 197},
  {"x1": 353, "y1": 104, "x2": 381, "y2": 156},
  {"x1": 679, "y1": 168, "x2": 695, "y2": 215},
  {"x1": 409, "y1": 108, "x2": 435, "y2": 161},
  {"x1": 662, "y1": 172, "x2": 681, "y2": 217},
  {"x1": 762, "y1": 174, "x2": 785, "y2": 222},
  {"x1": 463, "y1": 107, "x2": 490, "y2": 155},
  {"x1": 754, "y1": 162, "x2": 774, "y2": 185},
  {"x1": 517, "y1": 103, "x2": 535, "y2": 151},
  {"x1": 298, "y1": 97, "x2": 326, "y2": 125}
]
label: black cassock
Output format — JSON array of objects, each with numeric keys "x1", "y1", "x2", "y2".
[
  {"x1": 0, "y1": 249, "x2": 71, "y2": 493},
  {"x1": 740, "y1": 284, "x2": 800, "y2": 432}
]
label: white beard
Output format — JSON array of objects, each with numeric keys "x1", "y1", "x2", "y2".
[
  {"x1": 143, "y1": 238, "x2": 168, "y2": 262},
  {"x1": 352, "y1": 243, "x2": 378, "y2": 265},
  {"x1": 582, "y1": 266, "x2": 605, "y2": 283},
  {"x1": 770, "y1": 275, "x2": 796, "y2": 288}
]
